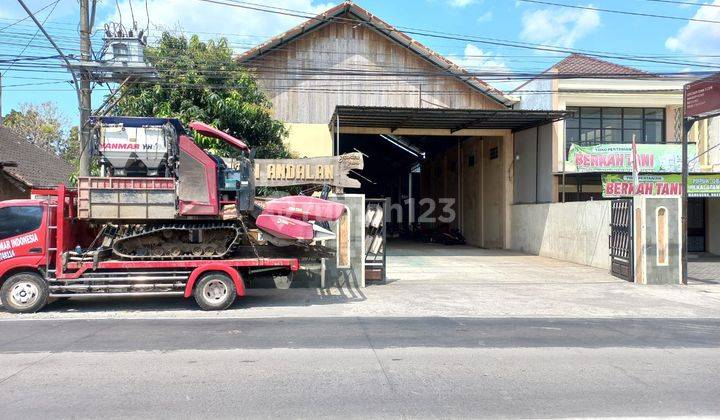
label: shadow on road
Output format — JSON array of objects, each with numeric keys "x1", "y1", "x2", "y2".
[{"x1": 0, "y1": 284, "x2": 369, "y2": 314}]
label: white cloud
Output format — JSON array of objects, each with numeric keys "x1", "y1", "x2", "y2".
[
  {"x1": 449, "y1": 44, "x2": 508, "y2": 73},
  {"x1": 665, "y1": 0, "x2": 720, "y2": 58},
  {"x1": 447, "y1": 0, "x2": 477, "y2": 7},
  {"x1": 476, "y1": 11, "x2": 493, "y2": 23},
  {"x1": 448, "y1": 44, "x2": 518, "y2": 90},
  {"x1": 676, "y1": 0, "x2": 700, "y2": 8},
  {"x1": 102, "y1": 0, "x2": 336, "y2": 53},
  {"x1": 519, "y1": 5, "x2": 600, "y2": 49}
]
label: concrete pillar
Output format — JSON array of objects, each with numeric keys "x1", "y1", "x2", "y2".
[{"x1": 502, "y1": 131, "x2": 514, "y2": 249}]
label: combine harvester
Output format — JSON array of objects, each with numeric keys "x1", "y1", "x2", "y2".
[{"x1": 0, "y1": 117, "x2": 350, "y2": 313}]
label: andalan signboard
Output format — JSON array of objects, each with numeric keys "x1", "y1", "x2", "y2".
[
  {"x1": 223, "y1": 152, "x2": 364, "y2": 188},
  {"x1": 566, "y1": 143, "x2": 700, "y2": 173},
  {"x1": 602, "y1": 174, "x2": 720, "y2": 198}
]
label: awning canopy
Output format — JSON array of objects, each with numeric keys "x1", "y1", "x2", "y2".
[{"x1": 330, "y1": 106, "x2": 572, "y2": 134}]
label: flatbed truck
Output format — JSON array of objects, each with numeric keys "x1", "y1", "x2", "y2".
[{"x1": 0, "y1": 185, "x2": 300, "y2": 313}]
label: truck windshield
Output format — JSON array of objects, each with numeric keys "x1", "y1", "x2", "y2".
[{"x1": 0, "y1": 206, "x2": 43, "y2": 240}]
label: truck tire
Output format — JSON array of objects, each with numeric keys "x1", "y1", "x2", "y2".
[
  {"x1": 193, "y1": 272, "x2": 236, "y2": 311},
  {"x1": 1, "y1": 272, "x2": 49, "y2": 314}
]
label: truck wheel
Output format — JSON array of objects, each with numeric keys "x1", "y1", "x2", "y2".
[
  {"x1": 1, "y1": 272, "x2": 49, "y2": 314},
  {"x1": 194, "y1": 273, "x2": 236, "y2": 311}
]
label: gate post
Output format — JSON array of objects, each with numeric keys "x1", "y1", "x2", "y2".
[{"x1": 633, "y1": 196, "x2": 684, "y2": 285}]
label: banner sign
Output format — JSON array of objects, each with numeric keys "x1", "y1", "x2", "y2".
[
  {"x1": 602, "y1": 174, "x2": 720, "y2": 198},
  {"x1": 685, "y1": 74, "x2": 720, "y2": 119},
  {"x1": 224, "y1": 153, "x2": 364, "y2": 188},
  {"x1": 566, "y1": 143, "x2": 699, "y2": 173}
]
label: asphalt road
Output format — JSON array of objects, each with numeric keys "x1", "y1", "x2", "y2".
[{"x1": 1, "y1": 317, "x2": 719, "y2": 419}]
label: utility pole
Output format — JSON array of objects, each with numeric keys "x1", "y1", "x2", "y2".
[
  {"x1": 681, "y1": 116, "x2": 691, "y2": 285},
  {"x1": 79, "y1": 0, "x2": 92, "y2": 176}
]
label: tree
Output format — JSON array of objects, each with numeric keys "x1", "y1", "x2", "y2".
[
  {"x1": 113, "y1": 33, "x2": 290, "y2": 159},
  {"x1": 62, "y1": 126, "x2": 80, "y2": 166},
  {"x1": 3, "y1": 102, "x2": 71, "y2": 155}
]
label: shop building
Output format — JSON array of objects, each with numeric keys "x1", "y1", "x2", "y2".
[{"x1": 514, "y1": 54, "x2": 720, "y2": 256}]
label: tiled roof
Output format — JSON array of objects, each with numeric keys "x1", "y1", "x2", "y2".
[
  {"x1": 0, "y1": 125, "x2": 73, "y2": 188},
  {"x1": 237, "y1": 1, "x2": 515, "y2": 107},
  {"x1": 553, "y1": 53, "x2": 651, "y2": 76}
]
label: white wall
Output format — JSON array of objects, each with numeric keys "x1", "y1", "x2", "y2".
[
  {"x1": 515, "y1": 78, "x2": 553, "y2": 110},
  {"x1": 537, "y1": 124, "x2": 554, "y2": 202},
  {"x1": 513, "y1": 124, "x2": 554, "y2": 204},
  {"x1": 513, "y1": 128, "x2": 537, "y2": 204},
  {"x1": 511, "y1": 201, "x2": 611, "y2": 269}
]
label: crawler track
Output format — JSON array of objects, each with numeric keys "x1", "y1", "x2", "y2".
[{"x1": 112, "y1": 222, "x2": 243, "y2": 260}]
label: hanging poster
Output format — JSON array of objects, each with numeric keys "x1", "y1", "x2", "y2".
[
  {"x1": 602, "y1": 174, "x2": 720, "y2": 198},
  {"x1": 566, "y1": 143, "x2": 700, "y2": 173}
]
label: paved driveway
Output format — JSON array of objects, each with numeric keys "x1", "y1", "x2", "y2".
[
  {"x1": 1, "y1": 241, "x2": 719, "y2": 319},
  {"x1": 688, "y1": 254, "x2": 720, "y2": 285}
]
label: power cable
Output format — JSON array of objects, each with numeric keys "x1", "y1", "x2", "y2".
[
  {"x1": 0, "y1": 1, "x2": 57, "y2": 33},
  {"x1": 115, "y1": 0, "x2": 123, "y2": 26},
  {"x1": 516, "y1": 0, "x2": 720, "y2": 24},
  {"x1": 145, "y1": 0, "x2": 150, "y2": 33},
  {"x1": 636, "y1": 0, "x2": 720, "y2": 8},
  {"x1": 15, "y1": 0, "x2": 81, "y2": 116},
  {"x1": 192, "y1": 0, "x2": 720, "y2": 70},
  {"x1": 3, "y1": 11, "x2": 720, "y2": 68},
  {"x1": 128, "y1": 0, "x2": 137, "y2": 29},
  {"x1": 3, "y1": 0, "x2": 60, "y2": 76}
]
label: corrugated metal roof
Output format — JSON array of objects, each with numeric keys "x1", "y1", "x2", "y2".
[
  {"x1": 237, "y1": 1, "x2": 515, "y2": 107},
  {"x1": 331, "y1": 106, "x2": 571, "y2": 133}
]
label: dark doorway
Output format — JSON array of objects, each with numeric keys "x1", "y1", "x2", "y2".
[{"x1": 688, "y1": 198, "x2": 706, "y2": 253}]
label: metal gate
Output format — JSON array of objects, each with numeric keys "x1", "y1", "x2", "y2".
[
  {"x1": 365, "y1": 198, "x2": 387, "y2": 283},
  {"x1": 609, "y1": 198, "x2": 634, "y2": 281}
]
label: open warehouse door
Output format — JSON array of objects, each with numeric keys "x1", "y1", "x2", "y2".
[{"x1": 330, "y1": 106, "x2": 571, "y2": 264}]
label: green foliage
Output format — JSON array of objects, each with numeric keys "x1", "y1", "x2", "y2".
[
  {"x1": 113, "y1": 33, "x2": 289, "y2": 159},
  {"x1": 62, "y1": 126, "x2": 81, "y2": 185}
]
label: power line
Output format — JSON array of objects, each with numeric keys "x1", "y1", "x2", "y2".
[
  {"x1": 0, "y1": 1, "x2": 57, "y2": 33},
  {"x1": 516, "y1": 0, "x2": 720, "y2": 24},
  {"x1": 115, "y1": 0, "x2": 123, "y2": 26},
  {"x1": 128, "y1": 0, "x2": 137, "y2": 29},
  {"x1": 3, "y1": 11, "x2": 720, "y2": 69},
  {"x1": 192, "y1": 0, "x2": 720, "y2": 70},
  {"x1": 3, "y1": 0, "x2": 60, "y2": 76},
  {"x1": 5, "y1": 29, "x2": 720, "y2": 70},
  {"x1": 637, "y1": 0, "x2": 720, "y2": 8}
]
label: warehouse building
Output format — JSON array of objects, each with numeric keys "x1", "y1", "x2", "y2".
[
  {"x1": 238, "y1": 1, "x2": 719, "y2": 283},
  {"x1": 238, "y1": 1, "x2": 566, "y2": 250}
]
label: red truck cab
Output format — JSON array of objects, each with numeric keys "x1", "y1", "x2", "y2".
[{"x1": 0, "y1": 199, "x2": 51, "y2": 312}]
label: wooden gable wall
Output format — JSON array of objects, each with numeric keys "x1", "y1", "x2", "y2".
[{"x1": 246, "y1": 14, "x2": 506, "y2": 124}]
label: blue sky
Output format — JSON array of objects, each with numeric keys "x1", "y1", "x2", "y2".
[{"x1": 1, "y1": 0, "x2": 719, "y2": 126}]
